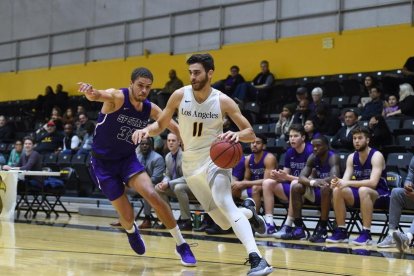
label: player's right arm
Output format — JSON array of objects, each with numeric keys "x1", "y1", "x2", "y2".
[
  {"x1": 77, "y1": 82, "x2": 122, "y2": 113},
  {"x1": 132, "y1": 89, "x2": 183, "y2": 144},
  {"x1": 298, "y1": 155, "x2": 314, "y2": 186}
]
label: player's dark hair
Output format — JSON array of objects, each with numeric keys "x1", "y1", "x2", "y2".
[
  {"x1": 312, "y1": 134, "x2": 329, "y2": 146},
  {"x1": 288, "y1": 124, "x2": 306, "y2": 137},
  {"x1": 351, "y1": 126, "x2": 372, "y2": 139},
  {"x1": 255, "y1": 133, "x2": 268, "y2": 145},
  {"x1": 186, "y1": 53, "x2": 215, "y2": 72},
  {"x1": 131, "y1": 67, "x2": 154, "y2": 82}
]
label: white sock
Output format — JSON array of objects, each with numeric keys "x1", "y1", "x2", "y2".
[
  {"x1": 264, "y1": 214, "x2": 274, "y2": 225},
  {"x1": 126, "y1": 223, "x2": 136, "y2": 234},
  {"x1": 407, "y1": 232, "x2": 413, "y2": 242},
  {"x1": 169, "y1": 225, "x2": 186, "y2": 246},
  {"x1": 389, "y1": 229, "x2": 396, "y2": 235},
  {"x1": 240, "y1": 207, "x2": 253, "y2": 219},
  {"x1": 285, "y1": 216, "x2": 294, "y2": 227},
  {"x1": 231, "y1": 215, "x2": 262, "y2": 258}
]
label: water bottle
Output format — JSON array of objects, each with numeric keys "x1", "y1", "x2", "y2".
[{"x1": 193, "y1": 211, "x2": 202, "y2": 229}]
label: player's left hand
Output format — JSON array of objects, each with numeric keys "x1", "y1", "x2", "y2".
[
  {"x1": 132, "y1": 128, "x2": 149, "y2": 145},
  {"x1": 218, "y1": 131, "x2": 239, "y2": 143}
]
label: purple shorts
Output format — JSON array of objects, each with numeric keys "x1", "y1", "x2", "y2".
[
  {"x1": 280, "y1": 182, "x2": 291, "y2": 203},
  {"x1": 89, "y1": 154, "x2": 145, "y2": 201},
  {"x1": 350, "y1": 187, "x2": 390, "y2": 209}
]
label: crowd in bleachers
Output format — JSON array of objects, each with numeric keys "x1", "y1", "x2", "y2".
[{"x1": 1, "y1": 57, "x2": 414, "y2": 250}]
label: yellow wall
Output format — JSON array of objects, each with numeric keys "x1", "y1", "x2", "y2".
[{"x1": 0, "y1": 24, "x2": 413, "y2": 102}]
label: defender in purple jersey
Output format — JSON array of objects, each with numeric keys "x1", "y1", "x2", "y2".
[
  {"x1": 285, "y1": 135, "x2": 340, "y2": 242},
  {"x1": 260, "y1": 124, "x2": 313, "y2": 238},
  {"x1": 77, "y1": 67, "x2": 196, "y2": 266},
  {"x1": 327, "y1": 126, "x2": 390, "y2": 246},
  {"x1": 232, "y1": 134, "x2": 277, "y2": 210}
]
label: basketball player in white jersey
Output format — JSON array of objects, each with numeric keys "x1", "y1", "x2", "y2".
[{"x1": 132, "y1": 54, "x2": 273, "y2": 276}]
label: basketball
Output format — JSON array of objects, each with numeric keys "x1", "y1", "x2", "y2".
[{"x1": 210, "y1": 139, "x2": 243, "y2": 169}]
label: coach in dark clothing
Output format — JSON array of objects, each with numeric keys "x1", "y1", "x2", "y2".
[{"x1": 331, "y1": 109, "x2": 359, "y2": 152}]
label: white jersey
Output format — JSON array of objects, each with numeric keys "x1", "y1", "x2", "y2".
[{"x1": 178, "y1": 85, "x2": 223, "y2": 175}]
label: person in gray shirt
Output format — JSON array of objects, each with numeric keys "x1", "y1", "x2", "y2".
[
  {"x1": 155, "y1": 133, "x2": 195, "y2": 230},
  {"x1": 377, "y1": 156, "x2": 414, "y2": 252}
]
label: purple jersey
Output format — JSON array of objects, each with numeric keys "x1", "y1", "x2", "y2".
[
  {"x1": 92, "y1": 88, "x2": 151, "y2": 159},
  {"x1": 352, "y1": 148, "x2": 388, "y2": 192},
  {"x1": 232, "y1": 155, "x2": 246, "y2": 180},
  {"x1": 284, "y1": 143, "x2": 313, "y2": 177},
  {"x1": 249, "y1": 151, "x2": 268, "y2": 180},
  {"x1": 314, "y1": 150, "x2": 335, "y2": 179}
]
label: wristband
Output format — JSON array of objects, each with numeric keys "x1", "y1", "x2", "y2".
[{"x1": 310, "y1": 180, "x2": 316, "y2": 187}]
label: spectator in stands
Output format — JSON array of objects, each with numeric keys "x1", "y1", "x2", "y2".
[
  {"x1": 76, "y1": 105, "x2": 87, "y2": 117},
  {"x1": 303, "y1": 119, "x2": 321, "y2": 142},
  {"x1": 382, "y1": 94, "x2": 400, "y2": 117},
  {"x1": 362, "y1": 75, "x2": 376, "y2": 97},
  {"x1": 385, "y1": 83, "x2": 414, "y2": 117},
  {"x1": 50, "y1": 106, "x2": 64, "y2": 131},
  {"x1": 3, "y1": 136, "x2": 43, "y2": 189},
  {"x1": 55, "y1": 83, "x2": 69, "y2": 111},
  {"x1": 260, "y1": 124, "x2": 313, "y2": 238},
  {"x1": 275, "y1": 104, "x2": 295, "y2": 140},
  {"x1": 75, "y1": 112, "x2": 90, "y2": 139},
  {"x1": 136, "y1": 137, "x2": 166, "y2": 229},
  {"x1": 327, "y1": 126, "x2": 390, "y2": 246},
  {"x1": 377, "y1": 156, "x2": 414, "y2": 251},
  {"x1": 231, "y1": 134, "x2": 277, "y2": 212},
  {"x1": 313, "y1": 104, "x2": 341, "y2": 136},
  {"x1": 60, "y1": 123, "x2": 80, "y2": 154},
  {"x1": 359, "y1": 87, "x2": 384, "y2": 121},
  {"x1": 308, "y1": 87, "x2": 329, "y2": 117},
  {"x1": 233, "y1": 60, "x2": 275, "y2": 104},
  {"x1": 7, "y1": 139, "x2": 23, "y2": 167},
  {"x1": 33, "y1": 120, "x2": 64, "y2": 155},
  {"x1": 36, "y1": 85, "x2": 56, "y2": 118},
  {"x1": 295, "y1": 87, "x2": 309, "y2": 103},
  {"x1": 292, "y1": 99, "x2": 311, "y2": 125},
  {"x1": 62, "y1": 107, "x2": 76, "y2": 126},
  {"x1": 284, "y1": 135, "x2": 340, "y2": 242},
  {"x1": 0, "y1": 115, "x2": 14, "y2": 143},
  {"x1": 213, "y1": 65, "x2": 245, "y2": 97},
  {"x1": 154, "y1": 133, "x2": 194, "y2": 231},
  {"x1": 331, "y1": 109, "x2": 359, "y2": 152},
  {"x1": 368, "y1": 115, "x2": 392, "y2": 150},
  {"x1": 76, "y1": 121, "x2": 95, "y2": 156},
  {"x1": 156, "y1": 69, "x2": 184, "y2": 109},
  {"x1": 402, "y1": 56, "x2": 414, "y2": 86}
]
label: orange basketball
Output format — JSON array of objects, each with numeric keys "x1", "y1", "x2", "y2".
[{"x1": 210, "y1": 139, "x2": 243, "y2": 169}]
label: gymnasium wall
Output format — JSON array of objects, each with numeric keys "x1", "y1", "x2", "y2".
[{"x1": 0, "y1": 23, "x2": 413, "y2": 102}]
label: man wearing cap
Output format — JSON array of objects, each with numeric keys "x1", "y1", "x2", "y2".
[{"x1": 33, "y1": 120, "x2": 64, "y2": 154}]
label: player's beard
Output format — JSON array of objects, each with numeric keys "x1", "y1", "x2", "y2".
[
  {"x1": 355, "y1": 143, "x2": 368, "y2": 152},
  {"x1": 191, "y1": 73, "x2": 208, "y2": 91}
]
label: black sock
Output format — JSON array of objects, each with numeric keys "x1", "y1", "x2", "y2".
[
  {"x1": 294, "y1": 218, "x2": 304, "y2": 227},
  {"x1": 319, "y1": 220, "x2": 327, "y2": 228}
]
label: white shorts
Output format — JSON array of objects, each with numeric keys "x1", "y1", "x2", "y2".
[{"x1": 183, "y1": 156, "x2": 232, "y2": 212}]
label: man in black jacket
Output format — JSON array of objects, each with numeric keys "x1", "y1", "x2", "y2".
[{"x1": 331, "y1": 109, "x2": 359, "y2": 152}]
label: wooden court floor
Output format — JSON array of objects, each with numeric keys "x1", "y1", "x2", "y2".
[{"x1": 0, "y1": 214, "x2": 413, "y2": 276}]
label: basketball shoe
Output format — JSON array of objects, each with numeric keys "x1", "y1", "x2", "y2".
[
  {"x1": 351, "y1": 229, "x2": 372, "y2": 246},
  {"x1": 326, "y1": 227, "x2": 348, "y2": 243},
  {"x1": 377, "y1": 233, "x2": 396, "y2": 248},
  {"x1": 393, "y1": 231, "x2": 410, "y2": 253},
  {"x1": 242, "y1": 198, "x2": 266, "y2": 234},
  {"x1": 274, "y1": 225, "x2": 293, "y2": 239},
  {"x1": 175, "y1": 243, "x2": 197, "y2": 266},
  {"x1": 309, "y1": 226, "x2": 328, "y2": 243},
  {"x1": 126, "y1": 223, "x2": 146, "y2": 255},
  {"x1": 255, "y1": 222, "x2": 277, "y2": 238},
  {"x1": 281, "y1": 226, "x2": 309, "y2": 240},
  {"x1": 246, "y1": 252, "x2": 274, "y2": 276}
]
